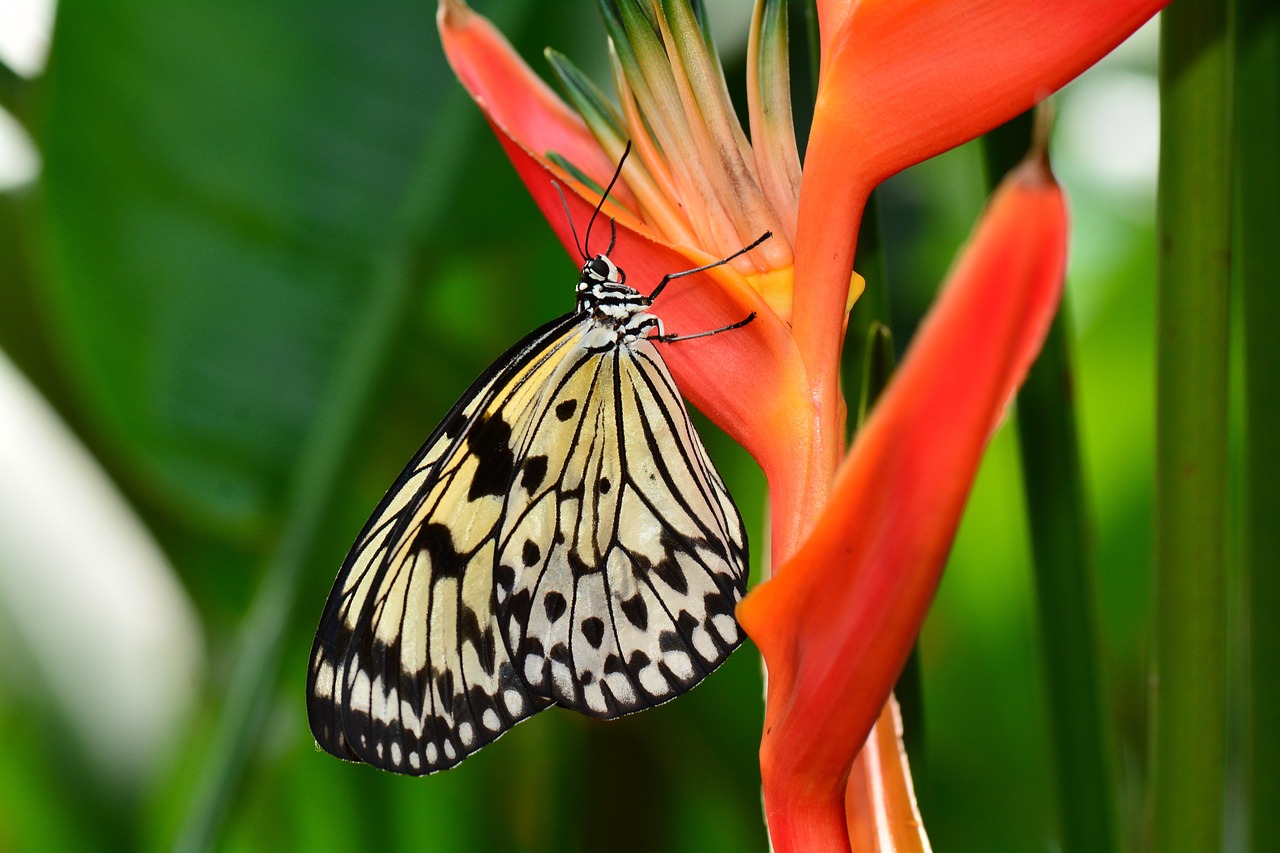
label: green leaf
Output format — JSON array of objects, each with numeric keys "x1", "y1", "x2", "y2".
[{"x1": 37, "y1": 2, "x2": 451, "y2": 537}]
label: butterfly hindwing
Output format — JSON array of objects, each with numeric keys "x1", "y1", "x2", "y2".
[{"x1": 500, "y1": 329, "x2": 748, "y2": 718}]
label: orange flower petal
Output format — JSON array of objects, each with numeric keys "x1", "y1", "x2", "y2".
[
  {"x1": 790, "y1": 0, "x2": 1165, "y2": 457},
  {"x1": 845, "y1": 698, "x2": 930, "y2": 852},
  {"x1": 738, "y1": 154, "x2": 1068, "y2": 853},
  {"x1": 437, "y1": 0, "x2": 624, "y2": 200}
]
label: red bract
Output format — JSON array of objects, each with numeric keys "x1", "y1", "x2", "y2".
[
  {"x1": 438, "y1": 1, "x2": 1165, "y2": 850},
  {"x1": 740, "y1": 155, "x2": 1069, "y2": 850}
]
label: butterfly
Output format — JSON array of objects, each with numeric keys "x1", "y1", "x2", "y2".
[{"x1": 307, "y1": 148, "x2": 768, "y2": 775}]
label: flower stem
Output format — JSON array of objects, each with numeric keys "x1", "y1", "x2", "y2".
[
  {"x1": 1233, "y1": 0, "x2": 1280, "y2": 848},
  {"x1": 1150, "y1": 0, "x2": 1234, "y2": 849}
]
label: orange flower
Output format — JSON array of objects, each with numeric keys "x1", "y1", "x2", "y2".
[{"x1": 439, "y1": 1, "x2": 1166, "y2": 849}]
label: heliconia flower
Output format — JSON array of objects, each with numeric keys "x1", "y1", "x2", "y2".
[{"x1": 438, "y1": 1, "x2": 1166, "y2": 850}]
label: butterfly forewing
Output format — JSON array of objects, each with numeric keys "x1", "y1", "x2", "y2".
[
  {"x1": 308, "y1": 260, "x2": 750, "y2": 776},
  {"x1": 308, "y1": 315, "x2": 578, "y2": 773}
]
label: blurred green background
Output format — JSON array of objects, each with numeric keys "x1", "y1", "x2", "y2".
[{"x1": 0, "y1": 1, "x2": 1170, "y2": 850}]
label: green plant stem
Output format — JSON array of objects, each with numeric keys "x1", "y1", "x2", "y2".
[
  {"x1": 171, "y1": 93, "x2": 475, "y2": 853},
  {"x1": 1017, "y1": 313, "x2": 1119, "y2": 853},
  {"x1": 1151, "y1": 1, "x2": 1234, "y2": 850},
  {"x1": 983, "y1": 110, "x2": 1119, "y2": 853},
  {"x1": 1234, "y1": 0, "x2": 1280, "y2": 849}
]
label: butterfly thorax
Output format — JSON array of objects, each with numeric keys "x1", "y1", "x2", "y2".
[{"x1": 576, "y1": 254, "x2": 661, "y2": 344}]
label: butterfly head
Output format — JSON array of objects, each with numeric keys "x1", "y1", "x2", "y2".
[{"x1": 579, "y1": 254, "x2": 624, "y2": 288}]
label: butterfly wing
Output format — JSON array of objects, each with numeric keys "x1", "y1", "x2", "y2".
[
  {"x1": 499, "y1": 330, "x2": 749, "y2": 718},
  {"x1": 307, "y1": 313, "x2": 581, "y2": 774},
  {"x1": 308, "y1": 316, "x2": 750, "y2": 775}
]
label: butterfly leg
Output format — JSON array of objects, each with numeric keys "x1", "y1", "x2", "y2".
[
  {"x1": 655, "y1": 312, "x2": 757, "y2": 344},
  {"x1": 647, "y1": 231, "x2": 773, "y2": 301}
]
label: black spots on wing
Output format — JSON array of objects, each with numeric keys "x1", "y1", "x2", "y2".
[
  {"x1": 658, "y1": 630, "x2": 684, "y2": 654},
  {"x1": 435, "y1": 669, "x2": 456, "y2": 706},
  {"x1": 459, "y1": 605, "x2": 484, "y2": 657},
  {"x1": 459, "y1": 607, "x2": 498, "y2": 677},
  {"x1": 508, "y1": 589, "x2": 532, "y2": 628},
  {"x1": 652, "y1": 556, "x2": 689, "y2": 595},
  {"x1": 704, "y1": 591, "x2": 735, "y2": 619},
  {"x1": 522, "y1": 540, "x2": 541, "y2": 567},
  {"x1": 603, "y1": 653, "x2": 624, "y2": 676},
  {"x1": 597, "y1": 477, "x2": 612, "y2": 494},
  {"x1": 466, "y1": 416, "x2": 516, "y2": 500},
  {"x1": 555, "y1": 399, "x2": 578, "y2": 421},
  {"x1": 495, "y1": 564, "x2": 516, "y2": 596},
  {"x1": 521, "y1": 455, "x2": 548, "y2": 492},
  {"x1": 479, "y1": 628, "x2": 497, "y2": 676},
  {"x1": 415, "y1": 523, "x2": 464, "y2": 581},
  {"x1": 549, "y1": 643, "x2": 572, "y2": 667},
  {"x1": 543, "y1": 591, "x2": 567, "y2": 623},
  {"x1": 620, "y1": 594, "x2": 649, "y2": 630},
  {"x1": 581, "y1": 616, "x2": 605, "y2": 649},
  {"x1": 627, "y1": 650, "x2": 651, "y2": 673},
  {"x1": 442, "y1": 406, "x2": 468, "y2": 440},
  {"x1": 674, "y1": 609, "x2": 699, "y2": 640}
]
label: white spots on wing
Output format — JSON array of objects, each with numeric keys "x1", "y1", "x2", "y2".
[
  {"x1": 443, "y1": 739, "x2": 457, "y2": 761},
  {"x1": 503, "y1": 689, "x2": 524, "y2": 716},
  {"x1": 692, "y1": 626, "x2": 717, "y2": 663},
  {"x1": 712, "y1": 614, "x2": 738, "y2": 643},
  {"x1": 523, "y1": 654, "x2": 544, "y2": 685},
  {"x1": 605, "y1": 671, "x2": 636, "y2": 707},
  {"x1": 391, "y1": 742, "x2": 403, "y2": 766},
  {"x1": 402, "y1": 703, "x2": 423, "y2": 737},
  {"x1": 351, "y1": 670, "x2": 372, "y2": 714},
  {"x1": 551, "y1": 659, "x2": 574, "y2": 701},
  {"x1": 483, "y1": 708, "x2": 501, "y2": 731},
  {"x1": 426, "y1": 742, "x2": 439, "y2": 765},
  {"x1": 314, "y1": 662, "x2": 334, "y2": 699},
  {"x1": 459, "y1": 722, "x2": 475, "y2": 746},
  {"x1": 584, "y1": 683, "x2": 607, "y2": 714},
  {"x1": 409, "y1": 751, "x2": 421, "y2": 771},
  {"x1": 638, "y1": 664, "x2": 668, "y2": 696},
  {"x1": 664, "y1": 650, "x2": 695, "y2": 682},
  {"x1": 375, "y1": 742, "x2": 385, "y2": 760}
]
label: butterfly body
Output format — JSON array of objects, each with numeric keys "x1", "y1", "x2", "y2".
[{"x1": 307, "y1": 252, "x2": 749, "y2": 775}]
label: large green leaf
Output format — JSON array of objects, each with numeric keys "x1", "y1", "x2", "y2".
[{"x1": 37, "y1": 1, "x2": 449, "y2": 536}]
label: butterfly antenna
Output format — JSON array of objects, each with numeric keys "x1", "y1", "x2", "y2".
[
  {"x1": 583, "y1": 140, "x2": 632, "y2": 257},
  {"x1": 552, "y1": 181, "x2": 588, "y2": 260}
]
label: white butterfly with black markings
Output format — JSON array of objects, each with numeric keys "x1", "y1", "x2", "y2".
[{"x1": 307, "y1": 148, "x2": 767, "y2": 774}]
